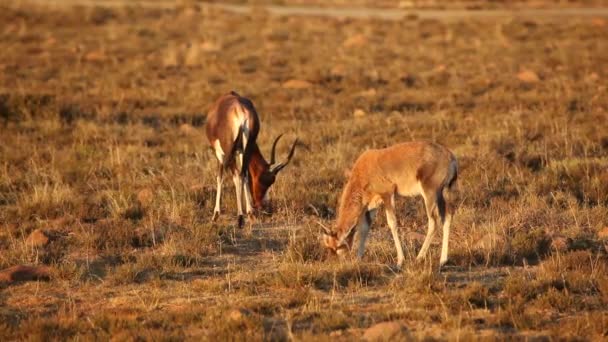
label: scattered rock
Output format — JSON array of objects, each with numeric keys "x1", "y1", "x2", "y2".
[
  {"x1": 83, "y1": 50, "x2": 107, "y2": 62},
  {"x1": 591, "y1": 18, "x2": 606, "y2": 27},
  {"x1": 362, "y1": 321, "x2": 410, "y2": 341},
  {"x1": 343, "y1": 34, "x2": 368, "y2": 48},
  {"x1": 26, "y1": 229, "x2": 50, "y2": 248},
  {"x1": 550, "y1": 236, "x2": 569, "y2": 252},
  {"x1": 228, "y1": 308, "x2": 252, "y2": 321},
  {"x1": 137, "y1": 188, "x2": 154, "y2": 207},
  {"x1": 200, "y1": 41, "x2": 220, "y2": 53},
  {"x1": 163, "y1": 48, "x2": 180, "y2": 67},
  {"x1": 179, "y1": 123, "x2": 196, "y2": 136},
  {"x1": 474, "y1": 232, "x2": 506, "y2": 251},
  {"x1": 355, "y1": 88, "x2": 377, "y2": 98},
  {"x1": 586, "y1": 72, "x2": 600, "y2": 82},
  {"x1": 598, "y1": 227, "x2": 608, "y2": 240},
  {"x1": 353, "y1": 108, "x2": 367, "y2": 118},
  {"x1": 0, "y1": 265, "x2": 51, "y2": 285},
  {"x1": 330, "y1": 64, "x2": 346, "y2": 78},
  {"x1": 517, "y1": 70, "x2": 540, "y2": 83},
  {"x1": 184, "y1": 44, "x2": 201, "y2": 66},
  {"x1": 282, "y1": 79, "x2": 313, "y2": 89}
]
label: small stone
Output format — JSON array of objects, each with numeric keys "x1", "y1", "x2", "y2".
[
  {"x1": 550, "y1": 236, "x2": 569, "y2": 252},
  {"x1": 282, "y1": 79, "x2": 313, "y2": 89},
  {"x1": 228, "y1": 308, "x2": 251, "y2": 321},
  {"x1": 184, "y1": 44, "x2": 201, "y2": 66},
  {"x1": 200, "y1": 41, "x2": 220, "y2": 52},
  {"x1": 355, "y1": 88, "x2": 377, "y2": 98},
  {"x1": 0, "y1": 265, "x2": 51, "y2": 284},
  {"x1": 343, "y1": 34, "x2": 368, "y2": 48},
  {"x1": 598, "y1": 227, "x2": 608, "y2": 240},
  {"x1": 83, "y1": 50, "x2": 107, "y2": 62},
  {"x1": 26, "y1": 229, "x2": 49, "y2": 248},
  {"x1": 330, "y1": 64, "x2": 346, "y2": 78},
  {"x1": 591, "y1": 18, "x2": 606, "y2": 27},
  {"x1": 517, "y1": 70, "x2": 540, "y2": 83},
  {"x1": 353, "y1": 109, "x2": 367, "y2": 118},
  {"x1": 362, "y1": 321, "x2": 410, "y2": 341},
  {"x1": 137, "y1": 188, "x2": 154, "y2": 207},
  {"x1": 179, "y1": 123, "x2": 196, "y2": 136}
]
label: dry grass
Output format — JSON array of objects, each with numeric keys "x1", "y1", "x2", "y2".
[{"x1": 0, "y1": 1, "x2": 607, "y2": 340}]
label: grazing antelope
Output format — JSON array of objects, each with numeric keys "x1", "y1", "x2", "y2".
[
  {"x1": 321, "y1": 141, "x2": 458, "y2": 268},
  {"x1": 205, "y1": 91, "x2": 298, "y2": 228}
]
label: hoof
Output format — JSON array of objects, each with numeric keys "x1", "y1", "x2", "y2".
[
  {"x1": 212, "y1": 211, "x2": 219, "y2": 222},
  {"x1": 237, "y1": 215, "x2": 244, "y2": 229}
]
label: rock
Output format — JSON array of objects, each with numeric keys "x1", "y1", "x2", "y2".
[
  {"x1": 228, "y1": 308, "x2": 251, "y2": 321},
  {"x1": 550, "y1": 236, "x2": 569, "y2": 252},
  {"x1": 282, "y1": 79, "x2": 313, "y2": 89},
  {"x1": 179, "y1": 123, "x2": 196, "y2": 136},
  {"x1": 517, "y1": 70, "x2": 540, "y2": 83},
  {"x1": 598, "y1": 227, "x2": 608, "y2": 240},
  {"x1": 355, "y1": 88, "x2": 377, "y2": 99},
  {"x1": 330, "y1": 64, "x2": 346, "y2": 78},
  {"x1": 200, "y1": 41, "x2": 220, "y2": 52},
  {"x1": 184, "y1": 43, "x2": 201, "y2": 66},
  {"x1": 343, "y1": 34, "x2": 368, "y2": 48},
  {"x1": 163, "y1": 47, "x2": 180, "y2": 67},
  {"x1": 591, "y1": 18, "x2": 606, "y2": 27},
  {"x1": 474, "y1": 233, "x2": 506, "y2": 251},
  {"x1": 137, "y1": 188, "x2": 154, "y2": 207},
  {"x1": 83, "y1": 50, "x2": 107, "y2": 62},
  {"x1": 0, "y1": 265, "x2": 51, "y2": 285},
  {"x1": 353, "y1": 108, "x2": 367, "y2": 118},
  {"x1": 26, "y1": 229, "x2": 50, "y2": 248},
  {"x1": 362, "y1": 321, "x2": 410, "y2": 341}
]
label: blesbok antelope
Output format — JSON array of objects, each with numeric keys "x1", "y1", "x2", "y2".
[
  {"x1": 321, "y1": 141, "x2": 458, "y2": 268},
  {"x1": 205, "y1": 91, "x2": 298, "y2": 228}
]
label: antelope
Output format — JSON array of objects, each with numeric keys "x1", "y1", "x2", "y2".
[
  {"x1": 321, "y1": 141, "x2": 458, "y2": 268},
  {"x1": 205, "y1": 91, "x2": 297, "y2": 228}
]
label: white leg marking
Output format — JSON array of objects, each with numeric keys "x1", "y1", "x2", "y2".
[
  {"x1": 385, "y1": 195, "x2": 404, "y2": 267},
  {"x1": 213, "y1": 174, "x2": 223, "y2": 217},
  {"x1": 440, "y1": 213, "x2": 452, "y2": 266},
  {"x1": 233, "y1": 172, "x2": 244, "y2": 218},
  {"x1": 417, "y1": 192, "x2": 437, "y2": 261},
  {"x1": 243, "y1": 176, "x2": 253, "y2": 214},
  {"x1": 213, "y1": 140, "x2": 224, "y2": 163}
]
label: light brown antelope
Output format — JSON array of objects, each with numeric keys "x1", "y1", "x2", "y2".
[
  {"x1": 205, "y1": 91, "x2": 297, "y2": 228},
  {"x1": 321, "y1": 141, "x2": 458, "y2": 268}
]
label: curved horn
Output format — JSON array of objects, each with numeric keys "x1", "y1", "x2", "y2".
[
  {"x1": 269, "y1": 134, "x2": 284, "y2": 166},
  {"x1": 270, "y1": 138, "x2": 298, "y2": 174}
]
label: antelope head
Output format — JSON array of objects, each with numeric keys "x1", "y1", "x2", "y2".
[
  {"x1": 319, "y1": 221, "x2": 356, "y2": 257},
  {"x1": 249, "y1": 134, "x2": 298, "y2": 213}
]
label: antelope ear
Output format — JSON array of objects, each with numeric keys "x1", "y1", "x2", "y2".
[
  {"x1": 315, "y1": 220, "x2": 333, "y2": 236},
  {"x1": 338, "y1": 223, "x2": 358, "y2": 247},
  {"x1": 322, "y1": 233, "x2": 335, "y2": 248}
]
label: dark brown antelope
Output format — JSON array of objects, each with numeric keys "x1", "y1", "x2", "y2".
[
  {"x1": 205, "y1": 91, "x2": 297, "y2": 227},
  {"x1": 321, "y1": 141, "x2": 458, "y2": 268}
]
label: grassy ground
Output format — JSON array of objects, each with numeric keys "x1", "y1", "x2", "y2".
[
  {"x1": 1, "y1": 1, "x2": 607, "y2": 340},
  {"x1": 217, "y1": 0, "x2": 608, "y2": 9}
]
